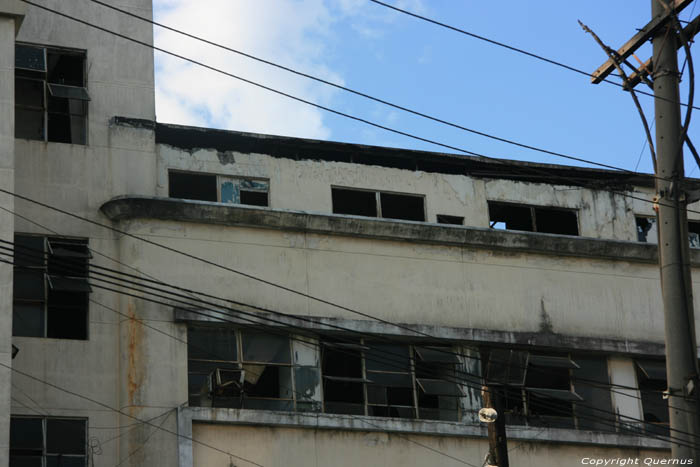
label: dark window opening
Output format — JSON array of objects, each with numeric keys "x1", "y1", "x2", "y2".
[
  {"x1": 689, "y1": 221, "x2": 700, "y2": 249},
  {"x1": 322, "y1": 341, "x2": 366, "y2": 415},
  {"x1": 331, "y1": 188, "x2": 377, "y2": 217},
  {"x1": 15, "y1": 44, "x2": 89, "y2": 144},
  {"x1": 636, "y1": 216, "x2": 656, "y2": 242},
  {"x1": 484, "y1": 349, "x2": 585, "y2": 428},
  {"x1": 380, "y1": 193, "x2": 425, "y2": 221},
  {"x1": 240, "y1": 190, "x2": 268, "y2": 206},
  {"x1": 534, "y1": 207, "x2": 579, "y2": 235},
  {"x1": 10, "y1": 417, "x2": 86, "y2": 467},
  {"x1": 168, "y1": 172, "x2": 217, "y2": 202},
  {"x1": 12, "y1": 235, "x2": 90, "y2": 340},
  {"x1": 365, "y1": 343, "x2": 415, "y2": 418},
  {"x1": 415, "y1": 346, "x2": 461, "y2": 421},
  {"x1": 488, "y1": 202, "x2": 579, "y2": 236},
  {"x1": 636, "y1": 360, "x2": 669, "y2": 437},
  {"x1": 488, "y1": 202, "x2": 534, "y2": 231},
  {"x1": 436, "y1": 215, "x2": 464, "y2": 225}
]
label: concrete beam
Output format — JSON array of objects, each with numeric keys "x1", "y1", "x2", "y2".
[{"x1": 0, "y1": 0, "x2": 26, "y2": 34}]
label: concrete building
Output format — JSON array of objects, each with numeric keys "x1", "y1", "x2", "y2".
[{"x1": 1, "y1": 1, "x2": 698, "y2": 466}]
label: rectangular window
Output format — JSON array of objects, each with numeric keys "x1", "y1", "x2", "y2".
[
  {"x1": 321, "y1": 340, "x2": 461, "y2": 421},
  {"x1": 12, "y1": 234, "x2": 91, "y2": 340},
  {"x1": 635, "y1": 360, "x2": 669, "y2": 436},
  {"x1": 485, "y1": 350, "x2": 615, "y2": 430},
  {"x1": 168, "y1": 171, "x2": 269, "y2": 207},
  {"x1": 488, "y1": 201, "x2": 579, "y2": 236},
  {"x1": 331, "y1": 187, "x2": 425, "y2": 221},
  {"x1": 15, "y1": 44, "x2": 89, "y2": 144},
  {"x1": 10, "y1": 417, "x2": 87, "y2": 466},
  {"x1": 187, "y1": 326, "x2": 298, "y2": 411},
  {"x1": 635, "y1": 216, "x2": 700, "y2": 248}
]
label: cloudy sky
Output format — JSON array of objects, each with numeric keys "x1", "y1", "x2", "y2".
[{"x1": 152, "y1": 1, "x2": 699, "y2": 175}]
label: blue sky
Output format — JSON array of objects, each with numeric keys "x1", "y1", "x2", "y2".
[{"x1": 152, "y1": 1, "x2": 699, "y2": 176}]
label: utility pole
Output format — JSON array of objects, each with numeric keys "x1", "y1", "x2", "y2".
[
  {"x1": 651, "y1": 0, "x2": 700, "y2": 460},
  {"x1": 587, "y1": 0, "x2": 699, "y2": 460},
  {"x1": 480, "y1": 385, "x2": 509, "y2": 467}
]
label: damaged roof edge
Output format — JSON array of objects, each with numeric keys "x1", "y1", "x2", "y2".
[
  {"x1": 100, "y1": 195, "x2": 690, "y2": 265},
  {"x1": 112, "y1": 117, "x2": 667, "y2": 188}
]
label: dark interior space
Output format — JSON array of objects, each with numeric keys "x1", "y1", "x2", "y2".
[
  {"x1": 380, "y1": 192, "x2": 425, "y2": 221},
  {"x1": 169, "y1": 171, "x2": 217, "y2": 202},
  {"x1": 239, "y1": 190, "x2": 268, "y2": 207},
  {"x1": 488, "y1": 202, "x2": 534, "y2": 231},
  {"x1": 436, "y1": 214, "x2": 463, "y2": 225},
  {"x1": 534, "y1": 207, "x2": 579, "y2": 235},
  {"x1": 331, "y1": 188, "x2": 377, "y2": 217}
]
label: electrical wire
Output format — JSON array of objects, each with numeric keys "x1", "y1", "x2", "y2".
[
  {"x1": 367, "y1": 0, "x2": 700, "y2": 111},
  {"x1": 113, "y1": 408, "x2": 174, "y2": 467},
  {"x1": 84, "y1": 0, "x2": 647, "y2": 175},
  {"x1": 4, "y1": 245, "x2": 699, "y2": 449},
  {"x1": 2, "y1": 362, "x2": 267, "y2": 467}
]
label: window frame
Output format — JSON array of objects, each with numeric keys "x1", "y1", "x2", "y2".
[
  {"x1": 487, "y1": 201, "x2": 580, "y2": 236},
  {"x1": 12, "y1": 234, "x2": 91, "y2": 340},
  {"x1": 10, "y1": 416, "x2": 88, "y2": 467},
  {"x1": 320, "y1": 339, "x2": 463, "y2": 421},
  {"x1": 330, "y1": 185, "x2": 427, "y2": 222},
  {"x1": 15, "y1": 42, "x2": 90, "y2": 145},
  {"x1": 167, "y1": 169, "x2": 270, "y2": 207}
]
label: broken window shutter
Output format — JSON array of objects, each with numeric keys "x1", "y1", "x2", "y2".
[
  {"x1": 365, "y1": 372, "x2": 413, "y2": 387},
  {"x1": 47, "y1": 83, "x2": 90, "y2": 101},
  {"x1": 46, "y1": 275, "x2": 92, "y2": 293},
  {"x1": 47, "y1": 239, "x2": 92, "y2": 258},
  {"x1": 636, "y1": 360, "x2": 667, "y2": 381},
  {"x1": 416, "y1": 378, "x2": 463, "y2": 397},
  {"x1": 415, "y1": 346, "x2": 459, "y2": 363}
]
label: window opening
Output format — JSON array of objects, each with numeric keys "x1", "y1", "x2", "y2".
[
  {"x1": 322, "y1": 340, "x2": 368, "y2": 415},
  {"x1": 636, "y1": 216, "x2": 700, "y2": 248},
  {"x1": 635, "y1": 360, "x2": 669, "y2": 436},
  {"x1": 13, "y1": 234, "x2": 91, "y2": 340},
  {"x1": 10, "y1": 417, "x2": 87, "y2": 467},
  {"x1": 15, "y1": 44, "x2": 89, "y2": 144},
  {"x1": 168, "y1": 171, "x2": 269, "y2": 206},
  {"x1": 436, "y1": 214, "x2": 464, "y2": 225},
  {"x1": 331, "y1": 187, "x2": 425, "y2": 221},
  {"x1": 488, "y1": 201, "x2": 579, "y2": 235},
  {"x1": 331, "y1": 188, "x2": 377, "y2": 217}
]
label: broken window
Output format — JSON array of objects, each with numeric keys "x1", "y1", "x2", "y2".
[
  {"x1": 321, "y1": 339, "x2": 462, "y2": 420},
  {"x1": 636, "y1": 216, "x2": 700, "y2": 248},
  {"x1": 168, "y1": 171, "x2": 269, "y2": 207},
  {"x1": 10, "y1": 417, "x2": 87, "y2": 467},
  {"x1": 488, "y1": 202, "x2": 579, "y2": 236},
  {"x1": 15, "y1": 44, "x2": 89, "y2": 144},
  {"x1": 635, "y1": 360, "x2": 669, "y2": 437},
  {"x1": 331, "y1": 187, "x2": 425, "y2": 221},
  {"x1": 187, "y1": 326, "x2": 310, "y2": 411},
  {"x1": 12, "y1": 234, "x2": 91, "y2": 340},
  {"x1": 436, "y1": 215, "x2": 464, "y2": 225},
  {"x1": 414, "y1": 346, "x2": 462, "y2": 421},
  {"x1": 484, "y1": 350, "x2": 613, "y2": 429}
]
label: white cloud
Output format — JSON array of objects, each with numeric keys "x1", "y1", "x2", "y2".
[{"x1": 153, "y1": 0, "x2": 426, "y2": 140}]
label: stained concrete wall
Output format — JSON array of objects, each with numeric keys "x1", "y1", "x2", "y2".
[
  {"x1": 5, "y1": 1, "x2": 179, "y2": 467},
  {"x1": 191, "y1": 423, "x2": 672, "y2": 467},
  {"x1": 0, "y1": 4, "x2": 23, "y2": 465}
]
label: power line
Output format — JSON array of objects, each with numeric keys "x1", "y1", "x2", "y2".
[
  {"x1": 3, "y1": 362, "x2": 266, "y2": 467},
  {"x1": 367, "y1": 0, "x2": 700, "y2": 111},
  {"x1": 85, "y1": 0, "x2": 644, "y2": 175},
  {"x1": 4, "y1": 245, "x2": 699, "y2": 448}
]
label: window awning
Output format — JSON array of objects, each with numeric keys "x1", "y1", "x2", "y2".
[
  {"x1": 415, "y1": 346, "x2": 459, "y2": 363},
  {"x1": 528, "y1": 355, "x2": 579, "y2": 369},
  {"x1": 416, "y1": 378, "x2": 463, "y2": 397},
  {"x1": 636, "y1": 360, "x2": 666, "y2": 381}
]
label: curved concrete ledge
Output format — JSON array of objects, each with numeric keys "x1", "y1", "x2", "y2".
[{"x1": 100, "y1": 195, "x2": 688, "y2": 265}]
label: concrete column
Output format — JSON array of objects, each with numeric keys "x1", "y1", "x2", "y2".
[{"x1": 0, "y1": 2, "x2": 24, "y2": 465}]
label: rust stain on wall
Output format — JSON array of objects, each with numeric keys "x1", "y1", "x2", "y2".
[{"x1": 127, "y1": 300, "x2": 145, "y2": 411}]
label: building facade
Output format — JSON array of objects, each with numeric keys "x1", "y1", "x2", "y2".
[{"x1": 1, "y1": 1, "x2": 698, "y2": 466}]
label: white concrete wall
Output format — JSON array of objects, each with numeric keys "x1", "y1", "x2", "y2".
[{"x1": 7, "y1": 1, "x2": 168, "y2": 466}]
